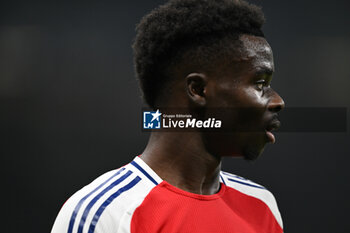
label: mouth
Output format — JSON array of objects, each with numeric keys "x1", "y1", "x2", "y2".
[{"x1": 265, "y1": 119, "x2": 281, "y2": 144}]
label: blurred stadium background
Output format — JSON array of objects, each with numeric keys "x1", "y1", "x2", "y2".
[{"x1": 1, "y1": 1, "x2": 349, "y2": 232}]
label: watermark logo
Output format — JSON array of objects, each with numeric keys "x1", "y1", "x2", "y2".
[
  {"x1": 143, "y1": 110, "x2": 162, "y2": 129},
  {"x1": 142, "y1": 107, "x2": 347, "y2": 132},
  {"x1": 142, "y1": 109, "x2": 222, "y2": 130}
]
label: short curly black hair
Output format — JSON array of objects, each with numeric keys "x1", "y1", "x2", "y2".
[{"x1": 133, "y1": 0, "x2": 265, "y2": 109}]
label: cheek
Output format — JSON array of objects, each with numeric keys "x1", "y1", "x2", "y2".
[
  {"x1": 232, "y1": 87, "x2": 268, "y2": 130},
  {"x1": 236, "y1": 87, "x2": 267, "y2": 108},
  {"x1": 209, "y1": 85, "x2": 257, "y2": 108},
  {"x1": 207, "y1": 84, "x2": 267, "y2": 128}
]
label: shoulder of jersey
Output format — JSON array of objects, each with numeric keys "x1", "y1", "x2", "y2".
[
  {"x1": 220, "y1": 171, "x2": 283, "y2": 229},
  {"x1": 51, "y1": 157, "x2": 162, "y2": 233}
]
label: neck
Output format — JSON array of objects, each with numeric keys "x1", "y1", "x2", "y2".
[{"x1": 140, "y1": 132, "x2": 222, "y2": 195}]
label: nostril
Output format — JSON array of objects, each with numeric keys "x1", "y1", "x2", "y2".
[
  {"x1": 268, "y1": 96, "x2": 285, "y2": 112},
  {"x1": 270, "y1": 104, "x2": 283, "y2": 113}
]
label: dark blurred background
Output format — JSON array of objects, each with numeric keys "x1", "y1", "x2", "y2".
[{"x1": 1, "y1": 0, "x2": 349, "y2": 232}]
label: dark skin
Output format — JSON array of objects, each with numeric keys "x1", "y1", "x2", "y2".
[{"x1": 140, "y1": 34, "x2": 285, "y2": 195}]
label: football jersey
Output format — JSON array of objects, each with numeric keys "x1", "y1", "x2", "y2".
[{"x1": 51, "y1": 156, "x2": 283, "y2": 233}]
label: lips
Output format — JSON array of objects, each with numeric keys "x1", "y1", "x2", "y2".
[{"x1": 265, "y1": 119, "x2": 281, "y2": 144}]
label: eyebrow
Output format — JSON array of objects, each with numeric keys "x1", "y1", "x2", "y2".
[{"x1": 255, "y1": 67, "x2": 274, "y2": 76}]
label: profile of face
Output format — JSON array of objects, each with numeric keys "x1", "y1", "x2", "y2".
[{"x1": 201, "y1": 34, "x2": 285, "y2": 160}]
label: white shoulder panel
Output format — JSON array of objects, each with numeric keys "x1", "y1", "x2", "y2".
[
  {"x1": 220, "y1": 171, "x2": 283, "y2": 229},
  {"x1": 51, "y1": 157, "x2": 162, "y2": 233}
]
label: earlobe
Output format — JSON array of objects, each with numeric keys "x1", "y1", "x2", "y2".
[{"x1": 186, "y1": 73, "x2": 207, "y2": 106}]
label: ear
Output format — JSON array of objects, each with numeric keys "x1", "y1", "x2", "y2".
[{"x1": 186, "y1": 73, "x2": 208, "y2": 106}]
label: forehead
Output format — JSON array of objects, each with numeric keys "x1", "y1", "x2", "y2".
[{"x1": 238, "y1": 34, "x2": 274, "y2": 72}]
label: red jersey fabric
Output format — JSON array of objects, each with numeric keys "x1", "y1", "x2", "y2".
[{"x1": 131, "y1": 181, "x2": 282, "y2": 233}]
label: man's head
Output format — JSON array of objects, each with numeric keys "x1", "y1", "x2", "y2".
[
  {"x1": 133, "y1": 0, "x2": 265, "y2": 108},
  {"x1": 133, "y1": 0, "x2": 284, "y2": 160}
]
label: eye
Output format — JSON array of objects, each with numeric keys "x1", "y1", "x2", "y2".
[{"x1": 256, "y1": 80, "x2": 268, "y2": 90}]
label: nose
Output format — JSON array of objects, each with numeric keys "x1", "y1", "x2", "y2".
[{"x1": 268, "y1": 91, "x2": 285, "y2": 113}]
